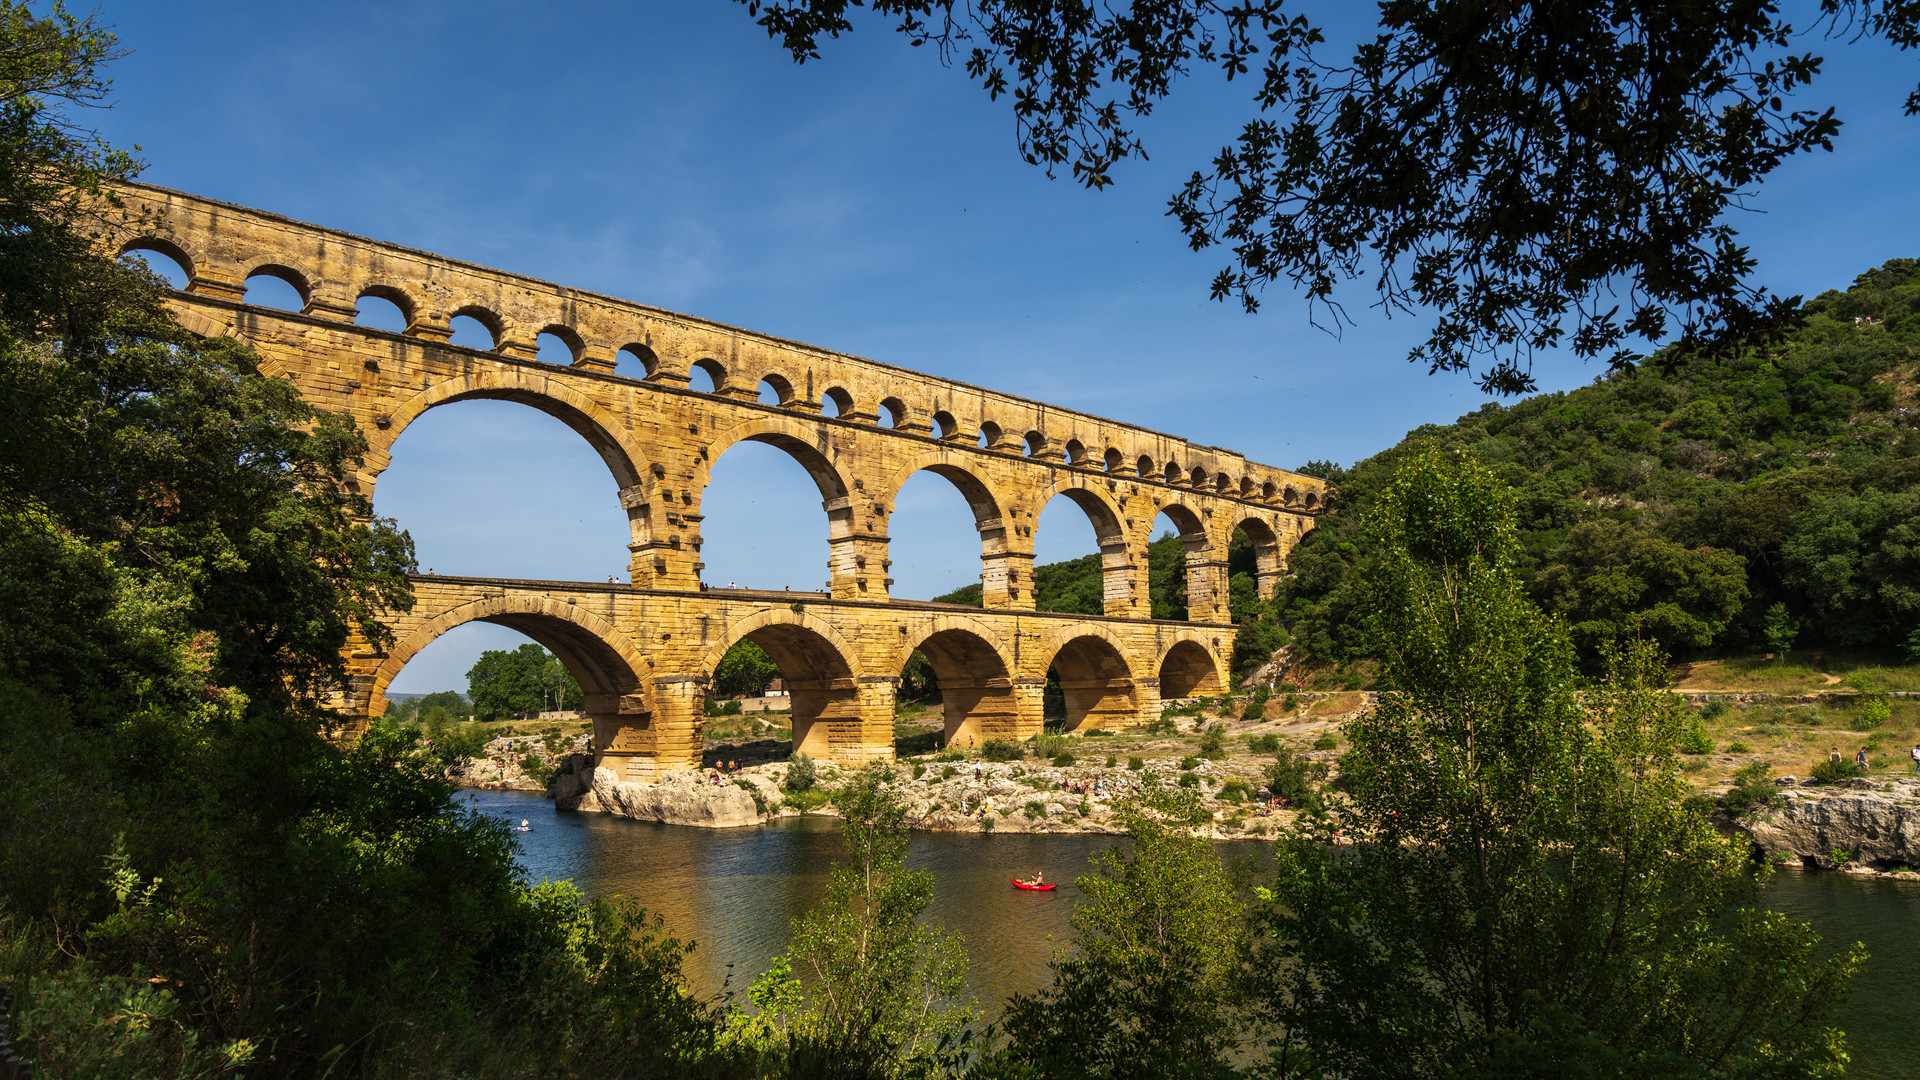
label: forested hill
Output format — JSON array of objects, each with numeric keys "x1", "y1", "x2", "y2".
[
  {"x1": 1280, "y1": 259, "x2": 1920, "y2": 669},
  {"x1": 934, "y1": 260, "x2": 1920, "y2": 680}
]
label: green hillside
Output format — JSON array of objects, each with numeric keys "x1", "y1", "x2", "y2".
[
  {"x1": 933, "y1": 260, "x2": 1920, "y2": 681},
  {"x1": 1281, "y1": 260, "x2": 1920, "y2": 669}
]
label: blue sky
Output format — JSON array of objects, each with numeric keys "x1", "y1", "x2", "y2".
[{"x1": 91, "y1": 2, "x2": 1920, "y2": 694}]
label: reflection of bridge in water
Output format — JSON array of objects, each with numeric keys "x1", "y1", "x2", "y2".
[{"x1": 109, "y1": 183, "x2": 1326, "y2": 778}]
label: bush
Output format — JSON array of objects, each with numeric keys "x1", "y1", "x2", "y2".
[
  {"x1": 1810, "y1": 758, "x2": 1867, "y2": 784},
  {"x1": 1853, "y1": 696, "x2": 1892, "y2": 730},
  {"x1": 1722, "y1": 761, "x2": 1783, "y2": 817},
  {"x1": 1219, "y1": 779, "x2": 1251, "y2": 803},
  {"x1": 785, "y1": 753, "x2": 818, "y2": 792},
  {"x1": 981, "y1": 738, "x2": 1023, "y2": 762},
  {"x1": 1680, "y1": 758, "x2": 1708, "y2": 772},
  {"x1": 941, "y1": 765, "x2": 958, "y2": 779},
  {"x1": 1197, "y1": 723, "x2": 1228, "y2": 759},
  {"x1": 722, "y1": 699, "x2": 743, "y2": 716},
  {"x1": 1283, "y1": 692, "x2": 1300, "y2": 712},
  {"x1": 1727, "y1": 740, "x2": 1750, "y2": 753},
  {"x1": 1081, "y1": 728, "x2": 1114, "y2": 737},
  {"x1": 935, "y1": 747, "x2": 969, "y2": 762},
  {"x1": 1051, "y1": 752, "x2": 1077, "y2": 767},
  {"x1": 1700, "y1": 698, "x2": 1732, "y2": 721},
  {"x1": 1265, "y1": 748, "x2": 1331, "y2": 803},
  {"x1": 519, "y1": 752, "x2": 555, "y2": 786},
  {"x1": 1679, "y1": 721, "x2": 1715, "y2": 755},
  {"x1": 734, "y1": 778, "x2": 769, "y2": 814},
  {"x1": 1127, "y1": 756, "x2": 1145, "y2": 771},
  {"x1": 911, "y1": 763, "x2": 926, "y2": 780},
  {"x1": 1024, "y1": 800, "x2": 1046, "y2": 820},
  {"x1": 1313, "y1": 734, "x2": 1337, "y2": 751},
  {"x1": 1078, "y1": 799, "x2": 1091, "y2": 817},
  {"x1": 1105, "y1": 755, "x2": 1117, "y2": 767},
  {"x1": 1242, "y1": 699, "x2": 1266, "y2": 721},
  {"x1": 1246, "y1": 733, "x2": 1281, "y2": 753},
  {"x1": 1179, "y1": 755, "x2": 1201, "y2": 770},
  {"x1": 1179, "y1": 772, "x2": 1200, "y2": 788},
  {"x1": 1032, "y1": 732, "x2": 1072, "y2": 759}
]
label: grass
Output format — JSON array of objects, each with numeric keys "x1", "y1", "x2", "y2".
[{"x1": 1674, "y1": 649, "x2": 1920, "y2": 694}]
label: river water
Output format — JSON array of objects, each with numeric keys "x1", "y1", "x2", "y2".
[{"x1": 467, "y1": 789, "x2": 1919, "y2": 1077}]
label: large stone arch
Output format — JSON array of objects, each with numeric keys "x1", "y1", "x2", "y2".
[
  {"x1": 371, "y1": 368, "x2": 645, "y2": 488},
  {"x1": 1156, "y1": 633, "x2": 1228, "y2": 699},
  {"x1": 365, "y1": 592, "x2": 647, "y2": 719},
  {"x1": 1225, "y1": 513, "x2": 1286, "y2": 600},
  {"x1": 1143, "y1": 499, "x2": 1224, "y2": 624},
  {"x1": 1033, "y1": 623, "x2": 1141, "y2": 732},
  {"x1": 1032, "y1": 478, "x2": 1133, "y2": 616},
  {"x1": 703, "y1": 608, "x2": 877, "y2": 762},
  {"x1": 879, "y1": 451, "x2": 1012, "y2": 604},
  {"x1": 895, "y1": 614, "x2": 1022, "y2": 748},
  {"x1": 697, "y1": 414, "x2": 852, "y2": 504}
]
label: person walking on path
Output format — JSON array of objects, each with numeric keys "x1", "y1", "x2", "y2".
[
  {"x1": 1910, "y1": 743, "x2": 1920, "y2": 773},
  {"x1": 1855, "y1": 746, "x2": 1870, "y2": 770}
]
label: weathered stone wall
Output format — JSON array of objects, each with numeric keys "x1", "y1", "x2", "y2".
[{"x1": 104, "y1": 182, "x2": 1324, "y2": 777}]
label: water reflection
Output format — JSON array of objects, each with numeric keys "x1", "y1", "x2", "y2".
[{"x1": 464, "y1": 790, "x2": 1918, "y2": 1073}]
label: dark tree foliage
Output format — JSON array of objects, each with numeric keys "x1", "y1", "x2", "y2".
[
  {"x1": 1274, "y1": 259, "x2": 1920, "y2": 667},
  {"x1": 712, "y1": 637, "x2": 781, "y2": 697},
  {"x1": 739, "y1": 0, "x2": 1920, "y2": 393},
  {"x1": 466, "y1": 643, "x2": 582, "y2": 720}
]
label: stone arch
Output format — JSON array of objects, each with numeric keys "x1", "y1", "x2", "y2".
[
  {"x1": 690, "y1": 356, "x2": 729, "y2": 394},
  {"x1": 245, "y1": 262, "x2": 312, "y2": 309},
  {"x1": 1104, "y1": 447, "x2": 1123, "y2": 473},
  {"x1": 880, "y1": 454, "x2": 1005, "y2": 531},
  {"x1": 821, "y1": 386, "x2": 855, "y2": 418},
  {"x1": 977, "y1": 420, "x2": 1004, "y2": 449},
  {"x1": 700, "y1": 414, "x2": 852, "y2": 504},
  {"x1": 117, "y1": 235, "x2": 196, "y2": 285},
  {"x1": 1136, "y1": 454, "x2": 1155, "y2": 478},
  {"x1": 618, "y1": 342, "x2": 661, "y2": 377},
  {"x1": 896, "y1": 615, "x2": 1020, "y2": 748},
  {"x1": 365, "y1": 592, "x2": 646, "y2": 719},
  {"x1": 1024, "y1": 430, "x2": 1049, "y2": 458},
  {"x1": 448, "y1": 304, "x2": 505, "y2": 350},
  {"x1": 1229, "y1": 514, "x2": 1284, "y2": 598},
  {"x1": 931, "y1": 409, "x2": 961, "y2": 440},
  {"x1": 537, "y1": 323, "x2": 585, "y2": 363},
  {"x1": 358, "y1": 283, "x2": 417, "y2": 328},
  {"x1": 1036, "y1": 625, "x2": 1139, "y2": 731},
  {"x1": 880, "y1": 396, "x2": 910, "y2": 429},
  {"x1": 759, "y1": 370, "x2": 796, "y2": 405},
  {"x1": 1063, "y1": 438, "x2": 1087, "y2": 465},
  {"x1": 1157, "y1": 636, "x2": 1226, "y2": 699},
  {"x1": 1190, "y1": 465, "x2": 1210, "y2": 488},
  {"x1": 374, "y1": 368, "x2": 645, "y2": 489},
  {"x1": 703, "y1": 608, "x2": 869, "y2": 761}
]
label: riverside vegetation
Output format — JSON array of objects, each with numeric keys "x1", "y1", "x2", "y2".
[{"x1": 0, "y1": 6, "x2": 1878, "y2": 1077}]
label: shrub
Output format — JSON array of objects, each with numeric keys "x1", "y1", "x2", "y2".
[
  {"x1": 1179, "y1": 772, "x2": 1200, "y2": 788},
  {"x1": 1078, "y1": 800, "x2": 1091, "y2": 817},
  {"x1": 1313, "y1": 734, "x2": 1337, "y2": 751},
  {"x1": 1264, "y1": 748, "x2": 1331, "y2": 804},
  {"x1": 1105, "y1": 755, "x2": 1118, "y2": 768},
  {"x1": 935, "y1": 747, "x2": 968, "y2": 762},
  {"x1": 733, "y1": 778, "x2": 769, "y2": 814},
  {"x1": 1853, "y1": 696, "x2": 1892, "y2": 730},
  {"x1": 1810, "y1": 758, "x2": 1866, "y2": 784},
  {"x1": 1197, "y1": 723, "x2": 1228, "y2": 759},
  {"x1": 911, "y1": 763, "x2": 926, "y2": 780},
  {"x1": 1127, "y1": 756, "x2": 1145, "y2": 771},
  {"x1": 1179, "y1": 755, "x2": 1201, "y2": 770},
  {"x1": 1051, "y1": 752, "x2": 1077, "y2": 767},
  {"x1": 1700, "y1": 698, "x2": 1732, "y2": 721},
  {"x1": 1147, "y1": 715, "x2": 1180, "y2": 735},
  {"x1": 721, "y1": 699, "x2": 743, "y2": 716},
  {"x1": 1024, "y1": 800, "x2": 1046, "y2": 820},
  {"x1": 1748, "y1": 723, "x2": 1788, "y2": 739},
  {"x1": 941, "y1": 765, "x2": 958, "y2": 779},
  {"x1": 1801, "y1": 706, "x2": 1826, "y2": 727},
  {"x1": 1032, "y1": 732, "x2": 1072, "y2": 759},
  {"x1": 1726, "y1": 740, "x2": 1750, "y2": 753},
  {"x1": 1081, "y1": 728, "x2": 1114, "y2": 737},
  {"x1": 981, "y1": 738, "x2": 1023, "y2": 762},
  {"x1": 1283, "y1": 692, "x2": 1300, "y2": 712},
  {"x1": 1219, "y1": 779, "x2": 1251, "y2": 803},
  {"x1": 519, "y1": 752, "x2": 555, "y2": 786},
  {"x1": 1680, "y1": 758, "x2": 1708, "y2": 772},
  {"x1": 1246, "y1": 733, "x2": 1281, "y2": 754},
  {"x1": 1679, "y1": 721, "x2": 1715, "y2": 755},
  {"x1": 1252, "y1": 684, "x2": 1272, "y2": 706},
  {"x1": 784, "y1": 753, "x2": 817, "y2": 792},
  {"x1": 1242, "y1": 699, "x2": 1266, "y2": 721}
]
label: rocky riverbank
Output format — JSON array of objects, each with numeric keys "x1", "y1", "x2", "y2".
[{"x1": 1717, "y1": 776, "x2": 1920, "y2": 877}]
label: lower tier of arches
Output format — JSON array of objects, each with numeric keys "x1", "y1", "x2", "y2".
[{"x1": 348, "y1": 575, "x2": 1233, "y2": 781}]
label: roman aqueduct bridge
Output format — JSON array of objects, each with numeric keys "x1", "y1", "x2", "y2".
[{"x1": 108, "y1": 183, "x2": 1325, "y2": 781}]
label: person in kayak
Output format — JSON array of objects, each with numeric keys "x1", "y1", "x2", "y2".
[{"x1": 1020, "y1": 868, "x2": 1045, "y2": 887}]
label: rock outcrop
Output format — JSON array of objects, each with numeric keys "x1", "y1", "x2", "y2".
[
  {"x1": 1724, "y1": 777, "x2": 1920, "y2": 872},
  {"x1": 551, "y1": 759, "x2": 763, "y2": 828}
]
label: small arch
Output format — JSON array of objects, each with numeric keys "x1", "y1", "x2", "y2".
[
  {"x1": 244, "y1": 264, "x2": 310, "y2": 311},
  {"x1": 821, "y1": 387, "x2": 855, "y2": 419},
  {"x1": 449, "y1": 305, "x2": 503, "y2": 350},
  {"x1": 1137, "y1": 455, "x2": 1155, "y2": 478},
  {"x1": 355, "y1": 284, "x2": 414, "y2": 332},
  {"x1": 977, "y1": 421, "x2": 1003, "y2": 450},
  {"x1": 1262, "y1": 480, "x2": 1278, "y2": 502},
  {"x1": 759, "y1": 373, "x2": 795, "y2": 406},
  {"x1": 880, "y1": 397, "x2": 909, "y2": 429},
  {"x1": 690, "y1": 357, "x2": 728, "y2": 394},
  {"x1": 932, "y1": 410, "x2": 960, "y2": 440},
  {"x1": 1191, "y1": 466, "x2": 1210, "y2": 488},
  {"x1": 1024, "y1": 431, "x2": 1048, "y2": 457},
  {"x1": 1304, "y1": 491, "x2": 1319, "y2": 509},
  {"x1": 118, "y1": 237, "x2": 193, "y2": 289},
  {"x1": 1104, "y1": 448, "x2": 1123, "y2": 473},
  {"x1": 616, "y1": 343, "x2": 659, "y2": 379},
  {"x1": 1159, "y1": 639, "x2": 1225, "y2": 699},
  {"x1": 537, "y1": 325, "x2": 583, "y2": 365},
  {"x1": 1064, "y1": 439, "x2": 1087, "y2": 465},
  {"x1": 1214, "y1": 473, "x2": 1234, "y2": 494},
  {"x1": 1164, "y1": 461, "x2": 1183, "y2": 485},
  {"x1": 1283, "y1": 486, "x2": 1298, "y2": 505},
  {"x1": 1240, "y1": 477, "x2": 1255, "y2": 497}
]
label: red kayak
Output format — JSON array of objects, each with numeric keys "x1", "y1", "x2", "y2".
[{"x1": 1011, "y1": 879, "x2": 1058, "y2": 891}]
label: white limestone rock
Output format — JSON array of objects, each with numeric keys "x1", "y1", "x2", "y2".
[{"x1": 1733, "y1": 781, "x2": 1920, "y2": 870}]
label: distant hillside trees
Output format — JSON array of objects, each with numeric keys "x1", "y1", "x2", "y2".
[{"x1": 467, "y1": 643, "x2": 581, "y2": 719}]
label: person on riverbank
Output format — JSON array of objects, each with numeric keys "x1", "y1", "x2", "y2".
[
  {"x1": 1856, "y1": 747, "x2": 1870, "y2": 769},
  {"x1": 1829, "y1": 747, "x2": 1843, "y2": 764},
  {"x1": 1911, "y1": 743, "x2": 1920, "y2": 773}
]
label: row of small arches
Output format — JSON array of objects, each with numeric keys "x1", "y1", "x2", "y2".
[{"x1": 119, "y1": 239, "x2": 1318, "y2": 510}]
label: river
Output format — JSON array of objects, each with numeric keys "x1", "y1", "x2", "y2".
[{"x1": 467, "y1": 789, "x2": 1919, "y2": 1077}]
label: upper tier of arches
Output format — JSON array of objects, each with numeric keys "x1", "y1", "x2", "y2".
[{"x1": 109, "y1": 184, "x2": 1326, "y2": 514}]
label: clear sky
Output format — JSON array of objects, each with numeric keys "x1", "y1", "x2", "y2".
[{"x1": 89, "y1": 2, "x2": 1920, "y2": 694}]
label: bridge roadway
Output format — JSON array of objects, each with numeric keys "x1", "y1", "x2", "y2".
[
  {"x1": 103, "y1": 182, "x2": 1326, "y2": 776},
  {"x1": 392, "y1": 574, "x2": 1239, "y2": 780}
]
